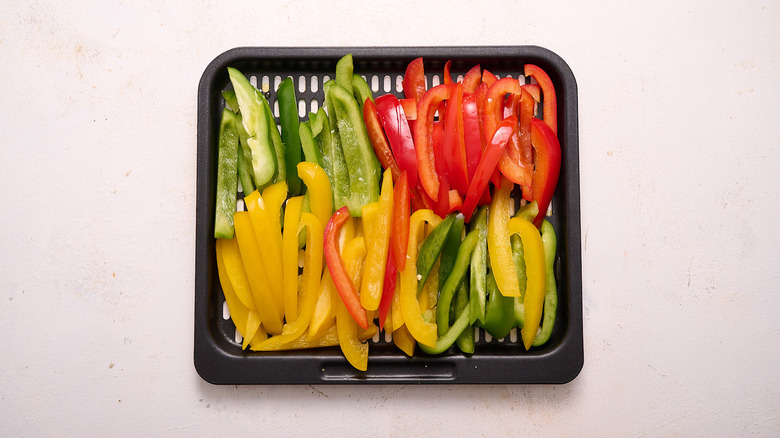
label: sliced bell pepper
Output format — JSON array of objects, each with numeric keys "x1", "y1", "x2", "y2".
[
  {"x1": 233, "y1": 211, "x2": 283, "y2": 334},
  {"x1": 322, "y1": 81, "x2": 352, "y2": 212},
  {"x1": 487, "y1": 176, "x2": 520, "y2": 297},
  {"x1": 235, "y1": 122, "x2": 256, "y2": 195},
  {"x1": 400, "y1": 98, "x2": 417, "y2": 120},
  {"x1": 218, "y1": 237, "x2": 257, "y2": 312},
  {"x1": 227, "y1": 67, "x2": 277, "y2": 188},
  {"x1": 477, "y1": 270, "x2": 515, "y2": 339},
  {"x1": 506, "y1": 216, "x2": 546, "y2": 350},
  {"x1": 374, "y1": 94, "x2": 419, "y2": 189},
  {"x1": 308, "y1": 267, "x2": 337, "y2": 340},
  {"x1": 351, "y1": 74, "x2": 373, "y2": 110},
  {"x1": 483, "y1": 77, "x2": 522, "y2": 145},
  {"x1": 443, "y1": 60, "x2": 453, "y2": 85},
  {"x1": 328, "y1": 82, "x2": 382, "y2": 217},
  {"x1": 252, "y1": 212, "x2": 323, "y2": 350},
  {"x1": 418, "y1": 303, "x2": 470, "y2": 355},
  {"x1": 462, "y1": 92, "x2": 482, "y2": 182},
  {"x1": 461, "y1": 116, "x2": 517, "y2": 223},
  {"x1": 282, "y1": 196, "x2": 304, "y2": 322},
  {"x1": 431, "y1": 120, "x2": 450, "y2": 217},
  {"x1": 261, "y1": 181, "x2": 287, "y2": 258},
  {"x1": 299, "y1": 121, "x2": 324, "y2": 168},
  {"x1": 454, "y1": 283, "x2": 475, "y2": 354},
  {"x1": 214, "y1": 108, "x2": 239, "y2": 239},
  {"x1": 482, "y1": 69, "x2": 498, "y2": 87},
  {"x1": 335, "y1": 53, "x2": 354, "y2": 94},
  {"x1": 524, "y1": 64, "x2": 557, "y2": 135},
  {"x1": 399, "y1": 209, "x2": 441, "y2": 348},
  {"x1": 414, "y1": 84, "x2": 453, "y2": 201},
  {"x1": 530, "y1": 118, "x2": 562, "y2": 228},
  {"x1": 252, "y1": 325, "x2": 339, "y2": 351},
  {"x1": 533, "y1": 219, "x2": 558, "y2": 347},
  {"x1": 436, "y1": 229, "x2": 479, "y2": 335},
  {"x1": 244, "y1": 190, "x2": 285, "y2": 318},
  {"x1": 297, "y1": 162, "x2": 333, "y2": 227},
  {"x1": 416, "y1": 213, "x2": 456, "y2": 294},
  {"x1": 392, "y1": 323, "x2": 416, "y2": 356},
  {"x1": 336, "y1": 235, "x2": 369, "y2": 371},
  {"x1": 402, "y1": 57, "x2": 427, "y2": 103},
  {"x1": 469, "y1": 206, "x2": 488, "y2": 324},
  {"x1": 216, "y1": 239, "x2": 261, "y2": 350},
  {"x1": 390, "y1": 171, "x2": 410, "y2": 270},
  {"x1": 438, "y1": 213, "x2": 465, "y2": 294},
  {"x1": 277, "y1": 77, "x2": 303, "y2": 196},
  {"x1": 363, "y1": 97, "x2": 403, "y2": 182},
  {"x1": 443, "y1": 82, "x2": 469, "y2": 196},
  {"x1": 462, "y1": 64, "x2": 481, "y2": 94},
  {"x1": 377, "y1": 251, "x2": 397, "y2": 331},
  {"x1": 360, "y1": 168, "x2": 394, "y2": 311},
  {"x1": 324, "y1": 206, "x2": 369, "y2": 329}
]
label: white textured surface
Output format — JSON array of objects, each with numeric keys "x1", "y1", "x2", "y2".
[{"x1": 1, "y1": 1, "x2": 779, "y2": 436}]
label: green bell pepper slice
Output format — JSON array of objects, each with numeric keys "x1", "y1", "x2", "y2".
[
  {"x1": 277, "y1": 77, "x2": 303, "y2": 196},
  {"x1": 477, "y1": 270, "x2": 515, "y2": 340},
  {"x1": 468, "y1": 206, "x2": 488, "y2": 324},
  {"x1": 532, "y1": 219, "x2": 558, "y2": 347},
  {"x1": 214, "y1": 108, "x2": 239, "y2": 239},
  {"x1": 454, "y1": 283, "x2": 474, "y2": 354},
  {"x1": 416, "y1": 214, "x2": 456, "y2": 294},
  {"x1": 435, "y1": 229, "x2": 479, "y2": 336}
]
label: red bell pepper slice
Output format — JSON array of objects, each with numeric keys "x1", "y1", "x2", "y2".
[
  {"x1": 518, "y1": 89, "x2": 535, "y2": 174},
  {"x1": 431, "y1": 120, "x2": 450, "y2": 218},
  {"x1": 414, "y1": 84, "x2": 453, "y2": 201},
  {"x1": 474, "y1": 82, "x2": 500, "y2": 188},
  {"x1": 390, "y1": 171, "x2": 410, "y2": 271},
  {"x1": 374, "y1": 94, "x2": 419, "y2": 189},
  {"x1": 443, "y1": 60, "x2": 454, "y2": 85},
  {"x1": 462, "y1": 92, "x2": 482, "y2": 181},
  {"x1": 462, "y1": 116, "x2": 517, "y2": 223},
  {"x1": 484, "y1": 77, "x2": 522, "y2": 144},
  {"x1": 496, "y1": 91, "x2": 533, "y2": 194},
  {"x1": 403, "y1": 57, "x2": 427, "y2": 103},
  {"x1": 363, "y1": 97, "x2": 403, "y2": 182},
  {"x1": 530, "y1": 118, "x2": 561, "y2": 228},
  {"x1": 324, "y1": 207, "x2": 369, "y2": 329},
  {"x1": 443, "y1": 82, "x2": 469, "y2": 196},
  {"x1": 447, "y1": 190, "x2": 463, "y2": 214},
  {"x1": 482, "y1": 69, "x2": 498, "y2": 87},
  {"x1": 462, "y1": 64, "x2": 481, "y2": 94},
  {"x1": 400, "y1": 98, "x2": 417, "y2": 120},
  {"x1": 377, "y1": 250, "x2": 397, "y2": 331},
  {"x1": 522, "y1": 83, "x2": 541, "y2": 103},
  {"x1": 524, "y1": 64, "x2": 558, "y2": 135}
]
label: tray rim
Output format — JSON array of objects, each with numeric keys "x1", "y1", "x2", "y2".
[{"x1": 195, "y1": 45, "x2": 583, "y2": 385}]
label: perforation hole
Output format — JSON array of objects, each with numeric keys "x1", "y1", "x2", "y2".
[
  {"x1": 509, "y1": 328, "x2": 518, "y2": 343},
  {"x1": 274, "y1": 75, "x2": 282, "y2": 92},
  {"x1": 456, "y1": 74, "x2": 464, "y2": 82},
  {"x1": 273, "y1": 100, "x2": 280, "y2": 118},
  {"x1": 310, "y1": 99, "x2": 319, "y2": 112},
  {"x1": 371, "y1": 75, "x2": 380, "y2": 92},
  {"x1": 431, "y1": 75, "x2": 441, "y2": 87},
  {"x1": 261, "y1": 76, "x2": 270, "y2": 93},
  {"x1": 384, "y1": 332, "x2": 392, "y2": 343},
  {"x1": 298, "y1": 99, "x2": 306, "y2": 117},
  {"x1": 234, "y1": 330, "x2": 243, "y2": 344},
  {"x1": 298, "y1": 76, "x2": 306, "y2": 93},
  {"x1": 222, "y1": 301, "x2": 230, "y2": 320},
  {"x1": 310, "y1": 76, "x2": 319, "y2": 93},
  {"x1": 249, "y1": 75, "x2": 257, "y2": 88},
  {"x1": 383, "y1": 75, "x2": 392, "y2": 92},
  {"x1": 396, "y1": 75, "x2": 403, "y2": 92},
  {"x1": 484, "y1": 332, "x2": 493, "y2": 342}
]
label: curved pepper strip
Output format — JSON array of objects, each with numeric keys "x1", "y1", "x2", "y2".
[
  {"x1": 530, "y1": 118, "x2": 562, "y2": 228},
  {"x1": 261, "y1": 181, "x2": 287, "y2": 255},
  {"x1": 487, "y1": 176, "x2": 520, "y2": 297},
  {"x1": 252, "y1": 325, "x2": 339, "y2": 351},
  {"x1": 324, "y1": 207, "x2": 369, "y2": 329},
  {"x1": 336, "y1": 236, "x2": 369, "y2": 371},
  {"x1": 462, "y1": 64, "x2": 481, "y2": 94},
  {"x1": 506, "y1": 216, "x2": 546, "y2": 350},
  {"x1": 454, "y1": 283, "x2": 474, "y2": 354},
  {"x1": 478, "y1": 270, "x2": 515, "y2": 339},
  {"x1": 363, "y1": 97, "x2": 403, "y2": 183},
  {"x1": 436, "y1": 229, "x2": 479, "y2": 335},
  {"x1": 218, "y1": 236, "x2": 257, "y2": 312},
  {"x1": 233, "y1": 211, "x2": 283, "y2": 334},
  {"x1": 415, "y1": 84, "x2": 454, "y2": 201},
  {"x1": 374, "y1": 94, "x2": 418, "y2": 189},
  {"x1": 416, "y1": 214, "x2": 456, "y2": 294},
  {"x1": 524, "y1": 64, "x2": 557, "y2": 135},
  {"x1": 533, "y1": 219, "x2": 558, "y2": 347},
  {"x1": 244, "y1": 190, "x2": 285, "y2": 318},
  {"x1": 392, "y1": 324, "x2": 416, "y2": 356},
  {"x1": 469, "y1": 206, "x2": 488, "y2": 324},
  {"x1": 443, "y1": 82, "x2": 469, "y2": 196},
  {"x1": 298, "y1": 162, "x2": 333, "y2": 227},
  {"x1": 308, "y1": 267, "x2": 336, "y2": 340},
  {"x1": 418, "y1": 304, "x2": 470, "y2": 355},
  {"x1": 483, "y1": 78, "x2": 533, "y2": 190},
  {"x1": 360, "y1": 168, "x2": 393, "y2": 311},
  {"x1": 390, "y1": 171, "x2": 410, "y2": 270},
  {"x1": 400, "y1": 209, "x2": 441, "y2": 348},
  {"x1": 216, "y1": 239, "x2": 262, "y2": 350},
  {"x1": 282, "y1": 196, "x2": 304, "y2": 322},
  {"x1": 252, "y1": 213, "x2": 323, "y2": 350}
]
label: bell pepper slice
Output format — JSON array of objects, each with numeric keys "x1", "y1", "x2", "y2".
[
  {"x1": 462, "y1": 92, "x2": 482, "y2": 182},
  {"x1": 438, "y1": 213, "x2": 465, "y2": 294},
  {"x1": 510, "y1": 201, "x2": 540, "y2": 305},
  {"x1": 308, "y1": 266, "x2": 337, "y2": 340},
  {"x1": 414, "y1": 84, "x2": 454, "y2": 201},
  {"x1": 351, "y1": 74, "x2": 373, "y2": 109},
  {"x1": 233, "y1": 211, "x2": 283, "y2": 334},
  {"x1": 431, "y1": 120, "x2": 450, "y2": 217},
  {"x1": 244, "y1": 190, "x2": 285, "y2": 317},
  {"x1": 335, "y1": 53, "x2": 354, "y2": 94},
  {"x1": 374, "y1": 94, "x2": 419, "y2": 189},
  {"x1": 252, "y1": 212, "x2": 323, "y2": 350},
  {"x1": 390, "y1": 274, "x2": 405, "y2": 331},
  {"x1": 282, "y1": 196, "x2": 304, "y2": 322},
  {"x1": 216, "y1": 239, "x2": 262, "y2": 349},
  {"x1": 328, "y1": 82, "x2": 382, "y2": 217},
  {"x1": 533, "y1": 219, "x2": 558, "y2": 347},
  {"x1": 324, "y1": 206, "x2": 369, "y2": 329},
  {"x1": 400, "y1": 98, "x2": 417, "y2": 120},
  {"x1": 481, "y1": 69, "x2": 498, "y2": 87},
  {"x1": 400, "y1": 209, "x2": 441, "y2": 348},
  {"x1": 483, "y1": 77, "x2": 522, "y2": 145},
  {"x1": 462, "y1": 64, "x2": 481, "y2": 94},
  {"x1": 461, "y1": 116, "x2": 517, "y2": 223},
  {"x1": 214, "y1": 109, "x2": 239, "y2": 239},
  {"x1": 363, "y1": 97, "x2": 403, "y2": 182},
  {"x1": 454, "y1": 283, "x2": 475, "y2": 354},
  {"x1": 392, "y1": 323, "x2": 416, "y2": 356},
  {"x1": 297, "y1": 162, "x2": 333, "y2": 227},
  {"x1": 443, "y1": 60, "x2": 453, "y2": 85},
  {"x1": 436, "y1": 229, "x2": 479, "y2": 335},
  {"x1": 227, "y1": 68, "x2": 277, "y2": 188},
  {"x1": 299, "y1": 121, "x2": 324, "y2": 168},
  {"x1": 277, "y1": 77, "x2": 303, "y2": 196},
  {"x1": 235, "y1": 122, "x2": 256, "y2": 195},
  {"x1": 336, "y1": 236, "x2": 369, "y2": 371},
  {"x1": 469, "y1": 206, "x2": 488, "y2": 324},
  {"x1": 530, "y1": 118, "x2": 562, "y2": 227},
  {"x1": 524, "y1": 64, "x2": 558, "y2": 135},
  {"x1": 506, "y1": 216, "x2": 546, "y2": 350},
  {"x1": 218, "y1": 235, "x2": 259, "y2": 316},
  {"x1": 402, "y1": 57, "x2": 427, "y2": 103},
  {"x1": 416, "y1": 213, "x2": 456, "y2": 294},
  {"x1": 377, "y1": 251, "x2": 397, "y2": 331},
  {"x1": 418, "y1": 303, "x2": 470, "y2": 355},
  {"x1": 478, "y1": 270, "x2": 515, "y2": 339},
  {"x1": 252, "y1": 325, "x2": 339, "y2": 351},
  {"x1": 313, "y1": 103, "x2": 349, "y2": 212},
  {"x1": 390, "y1": 171, "x2": 410, "y2": 270},
  {"x1": 487, "y1": 176, "x2": 521, "y2": 297},
  {"x1": 360, "y1": 168, "x2": 394, "y2": 311},
  {"x1": 443, "y1": 82, "x2": 469, "y2": 195}
]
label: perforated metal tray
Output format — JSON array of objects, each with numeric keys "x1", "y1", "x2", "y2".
[{"x1": 194, "y1": 46, "x2": 582, "y2": 384}]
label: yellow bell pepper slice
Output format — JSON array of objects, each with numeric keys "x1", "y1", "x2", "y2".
[
  {"x1": 252, "y1": 212, "x2": 323, "y2": 350},
  {"x1": 218, "y1": 237, "x2": 256, "y2": 312},
  {"x1": 215, "y1": 238, "x2": 261, "y2": 349},
  {"x1": 261, "y1": 181, "x2": 287, "y2": 257},
  {"x1": 392, "y1": 324, "x2": 416, "y2": 357},
  {"x1": 390, "y1": 272, "x2": 405, "y2": 331},
  {"x1": 244, "y1": 190, "x2": 285, "y2": 318},
  {"x1": 506, "y1": 217, "x2": 546, "y2": 350},
  {"x1": 282, "y1": 196, "x2": 304, "y2": 322},
  {"x1": 308, "y1": 267, "x2": 337, "y2": 340},
  {"x1": 337, "y1": 236, "x2": 369, "y2": 371},
  {"x1": 488, "y1": 176, "x2": 521, "y2": 297},
  {"x1": 399, "y1": 209, "x2": 441, "y2": 348},
  {"x1": 360, "y1": 168, "x2": 393, "y2": 311},
  {"x1": 251, "y1": 325, "x2": 339, "y2": 351},
  {"x1": 233, "y1": 211, "x2": 283, "y2": 334},
  {"x1": 297, "y1": 162, "x2": 333, "y2": 228}
]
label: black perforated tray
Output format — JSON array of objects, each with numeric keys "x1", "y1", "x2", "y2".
[{"x1": 194, "y1": 46, "x2": 582, "y2": 384}]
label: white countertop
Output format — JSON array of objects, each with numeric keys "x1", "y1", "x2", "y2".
[{"x1": 2, "y1": 1, "x2": 779, "y2": 435}]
